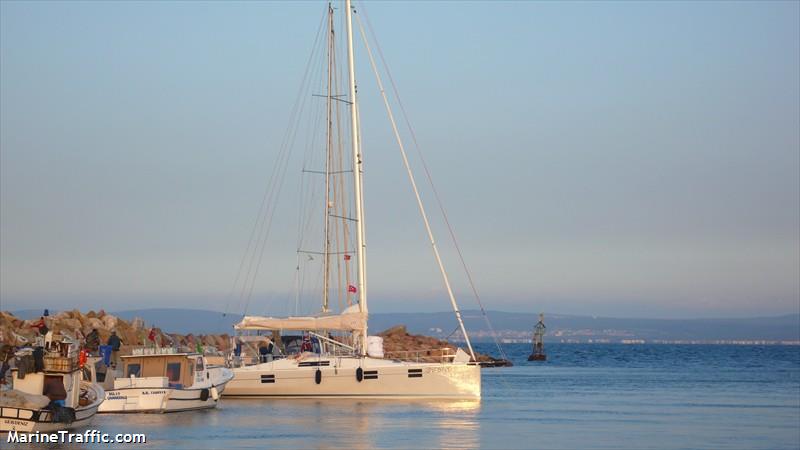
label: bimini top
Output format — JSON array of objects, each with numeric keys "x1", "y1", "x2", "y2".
[{"x1": 235, "y1": 304, "x2": 366, "y2": 332}]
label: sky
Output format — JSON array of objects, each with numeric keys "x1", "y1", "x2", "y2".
[{"x1": 1, "y1": 1, "x2": 798, "y2": 319}]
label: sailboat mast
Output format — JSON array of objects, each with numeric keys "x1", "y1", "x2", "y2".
[
  {"x1": 322, "y1": 3, "x2": 334, "y2": 313},
  {"x1": 344, "y1": 0, "x2": 368, "y2": 355}
]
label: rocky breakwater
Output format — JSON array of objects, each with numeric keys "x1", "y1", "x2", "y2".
[
  {"x1": 0, "y1": 310, "x2": 231, "y2": 354},
  {"x1": 1, "y1": 311, "x2": 508, "y2": 365},
  {"x1": 378, "y1": 325, "x2": 505, "y2": 364}
]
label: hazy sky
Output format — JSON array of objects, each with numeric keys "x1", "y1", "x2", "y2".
[{"x1": 1, "y1": 1, "x2": 798, "y2": 318}]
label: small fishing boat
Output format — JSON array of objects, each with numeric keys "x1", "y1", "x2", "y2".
[
  {"x1": 97, "y1": 347, "x2": 233, "y2": 413},
  {"x1": 0, "y1": 347, "x2": 104, "y2": 433}
]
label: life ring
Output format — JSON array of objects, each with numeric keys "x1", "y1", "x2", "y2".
[
  {"x1": 356, "y1": 367, "x2": 363, "y2": 382},
  {"x1": 315, "y1": 369, "x2": 322, "y2": 385},
  {"x1": 200, "y1": 388, "x2": 210, "y2": 401}
]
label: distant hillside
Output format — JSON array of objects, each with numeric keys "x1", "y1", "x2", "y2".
[
  {"x1": 10, "y1": 308, "x2": 799, "y2": 343},
  {"x1": 370, "y1": 311, "x2": 800, "y2": 342}
]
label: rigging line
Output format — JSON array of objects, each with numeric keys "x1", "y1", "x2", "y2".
[
  {"x1": 360, "y1": 4, "x2": 508, "y2": 361},
  {"x1": 297, "y1": 29, "x2": 330, "y2": 253},
  {"x1": 329, "y1": 214, "x2": 357, "y2": 222},
  {"x1": 444, "y1": 325, "x2": 461, "y2": 342},
  {"x1": 292, "y1": 39, "x2": 332, "y2": 318},
  {"x1": 323, "y1": 0, "x2": 333, "y2": 311},
  {"x1": 246, "y1": 63, "x2": 322, "y2": 316},
  {"x1": 311, "y1": 94, "x2": 353, "y2": 104},
  {"x1": 242, "y1": 93, "x2": 308, "y2": 315},
  {"x1": 354, "y1": 11, "x2": 476, "y2": 362},
  {"x1": 298, "y1": 250, "x2": 355, "y2": 255},
  {"x1": 331, "y1": 39, "x2": 352, "y2": 311},
  {"x1": 299, "y1": 81, "x2": 329, "y2": 253},
  {"x1": 245, "y1": 18, "x2": 326, "y2": 318},
  {"x1": 241, "y1": 6, "x2": 329, "y2": 317},
  {"x1": 302, "y1": 169, "x2": 353, "y2": 175}
]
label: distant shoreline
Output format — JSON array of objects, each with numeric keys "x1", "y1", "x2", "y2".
[
  {"x1": 475, "y1": 340, "x2": 800, "y2": 346},
  {"x1": 7, "y1": 308, "x2": 800, "y2": 344}
]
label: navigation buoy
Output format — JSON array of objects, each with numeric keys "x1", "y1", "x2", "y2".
[{"x1": 528, "y1": 313, "x2": 547, "y2": 361}]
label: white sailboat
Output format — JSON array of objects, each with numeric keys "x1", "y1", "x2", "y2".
[{"x1": 224, "y1": 0, "x2": 481, "y2": 399}]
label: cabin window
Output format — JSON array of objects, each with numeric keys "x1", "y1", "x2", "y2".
[
  {"x1": 126, "y1": 363, "x2": 141, "y2": 378},
  {"x1": 166, "y1": 363, "x2": 182, "y2": 382},
  {"x1": 195, "y1": 358, "x2": 204, "y2": 372}
]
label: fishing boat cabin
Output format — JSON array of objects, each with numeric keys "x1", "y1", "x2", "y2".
[
  {"x1": 116, "y1": 348, "x2": 206, "y2": 390},
  {"x1": 10, "y1": 353, "x2": 83, "y2": 409}
]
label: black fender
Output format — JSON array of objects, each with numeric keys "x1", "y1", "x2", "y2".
[
  {"x1": 356, "y1": 367, "x2": 363, "y2": 382},
  {"x1": 200, "y1": 388, "x2": 210, "y2": 401},
  {"x1": 315, "y1": 368, "x2": 322, "y2": 384}
]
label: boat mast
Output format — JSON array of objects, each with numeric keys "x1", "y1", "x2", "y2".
[
  {"x1": 345, "y1": 0, "x2": 368, "y2": 355},
  {"x1": 322, "y1": 3, "x2": 334, "y2": 313}
]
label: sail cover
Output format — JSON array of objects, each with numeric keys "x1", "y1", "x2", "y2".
[{"x1": 234, "y1": 305, "x2": 366, "y2": 332}]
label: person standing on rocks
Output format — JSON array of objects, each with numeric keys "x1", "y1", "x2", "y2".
[
  {"x1": 107, "y1": 330, "x2": 123, "y2": 365},
  {"x1": 85, "y1": 328, "x2": 100, "y2": 355},
  {"x1": 147, "y1": 327, "x2": 157, "y2": 348},
  {"x1": 0, "y1": 343, "x2": 14, "y2": 384},
  {"x1": 30, "y1": 316, "x2": 48, "y2": 336}
]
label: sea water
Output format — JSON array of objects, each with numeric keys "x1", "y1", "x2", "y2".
[{"x1": 7, "y1": 344, "x2": 799, "y2": 449}]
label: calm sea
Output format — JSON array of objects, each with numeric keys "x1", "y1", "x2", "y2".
[{"x1": 7, "y1": 344, "x2": 800, "y2": 449}]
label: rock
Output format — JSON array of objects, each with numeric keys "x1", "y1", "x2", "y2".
[
  {"x1": 0, "y1": 310, "x2": 496, "y2": 363},
  {"x1": 130, "y1": 317, "x2": 144, "y2": 331},
  {"x1": 378, "y1": 324, "x2": 495, "y2": 363},
  {"x1": 86, "y1": 318, "x2": 105, "y2": 331},
  {"x1": 102, "y1": 315, "x2": 118, "y2": 330},
  {"x1": 381, "y1": 325, "x2": 407, "y2": 337}
]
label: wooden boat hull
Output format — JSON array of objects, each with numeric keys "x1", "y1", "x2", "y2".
[{"x1": 0, "y1": 383, "x2": 104, "y2": 433}]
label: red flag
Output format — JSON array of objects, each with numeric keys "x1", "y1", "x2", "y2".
[
  {"x1": 344, "y1": 254, "x2": 351, "y2": 261},
  {"x1": 147, "y1": 328, "x2": 156, "y2": 342},
  {"x1": 348, "y1": 285, "x2": 357, "y2": 293}
]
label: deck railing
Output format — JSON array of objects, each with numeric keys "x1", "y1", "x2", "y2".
[{"x1": 382, "y1": 347, "x2": 456, "y2": 363}]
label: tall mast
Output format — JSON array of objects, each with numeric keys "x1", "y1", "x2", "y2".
[
  {"x1": 345, "y1": 0, "x2": 368, "y2": 354},
  {"x1": 322, "y1": 3, "x2": 334, "y2": 313}
]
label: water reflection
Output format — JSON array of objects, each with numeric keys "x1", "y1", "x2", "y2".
[
  {"x1": 4, "y1": 343, "x2": 797, "y2": 450},
  {"x1": 223, "y1": 398, "x2": 481, "y2": 450}
]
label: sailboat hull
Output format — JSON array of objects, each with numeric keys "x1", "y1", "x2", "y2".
[{"x1": 224, "y1": 357, "x2": 480, "y2": 399}]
